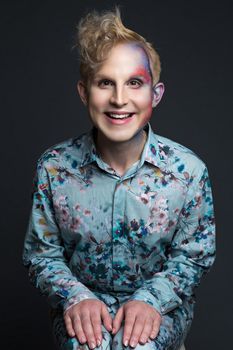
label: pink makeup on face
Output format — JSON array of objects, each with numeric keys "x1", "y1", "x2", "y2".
[
  {"x1": 127, "y1": 43, "x2": 152, "y2": 84},
  {"x1": 130, "y1": 66, "x2": 151, "y2": 84}
]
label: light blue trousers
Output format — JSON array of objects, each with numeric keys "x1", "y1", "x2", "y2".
[{"x1": 51, "y1": 298, "x2": 192, "y2": 350}]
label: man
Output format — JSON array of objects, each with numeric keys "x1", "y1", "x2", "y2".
[{"x1": 23, "y1": 8, "x2": 215, "y2": 350}]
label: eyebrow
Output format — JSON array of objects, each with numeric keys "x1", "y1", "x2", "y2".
[
  {"x1": 93, "y1": 74, "x2": 111, "y2": 80},
  {"x1": 94, "y1": 71, "x2": 151, "y2": 82}
]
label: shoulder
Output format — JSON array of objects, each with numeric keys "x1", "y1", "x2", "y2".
[
  {"x1": 154, "y1": 132, "x2": 208, "y2": 179},
  {"x1": 36, "y1": 131, "x2": 90, "y2": 171}
]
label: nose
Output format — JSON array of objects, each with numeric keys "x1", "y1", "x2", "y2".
[{"x1": 109, "y1": 85, "x2": 128, "y2": 107}]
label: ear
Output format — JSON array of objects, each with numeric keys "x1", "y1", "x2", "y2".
[
  {"x1": 152, "y1": 82, "x2": 165, "y2": 108},
  {"x1": 77, "y1": 80, "x2": 88, "y2": 105}
]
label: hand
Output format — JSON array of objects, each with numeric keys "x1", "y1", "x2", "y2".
[
  {"x1": 64, "y1": 299, "x2": 113, "y2": 349},
  {"x1": 112, "y1": 300, "x2": 161, "y2": 348}
]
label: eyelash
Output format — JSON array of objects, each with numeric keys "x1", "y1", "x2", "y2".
[
  {"x1": 98, "y1": 79, "x2": 113, "y2": 87},
  {"x1": 97, "y1": 79, "x2": 143, "y2": 88},
  {"x1": 128, "y1": 79, "x2": 143, "y2": 87}
]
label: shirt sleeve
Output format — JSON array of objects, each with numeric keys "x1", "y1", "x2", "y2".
[
  {"x1": 129, "y1": 163, "x2": 216, "y2": 315},
  {"x1": 22, "y1": 158, "x2": 99, "y2": 313}
]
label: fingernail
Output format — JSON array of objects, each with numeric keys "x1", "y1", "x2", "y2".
[
  {"x1": 130, "y1": 340, "x2": 136, "y2": 348},
  {"x1": 90, "y1": 342, "x2": 96, "y2": 349}
]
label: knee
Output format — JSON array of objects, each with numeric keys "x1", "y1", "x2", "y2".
[
  {"x1": 54, "y1": 320, "x2": 112, "y2": 350},
  {"x1": 61, "y1": 328, "x2": 112, "y2": 350},
  {"x1": 112, "y1": 327, "x2": 154, "y2": 350},
  {"x1": 80, "y1": 326, "x2": 112, "y2": 350}
]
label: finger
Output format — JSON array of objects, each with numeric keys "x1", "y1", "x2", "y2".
[
  {"x1": 81, "y1": 312, "x2": 96, "y2": 349},
  {"x1": 112, "y1": 306, "x2": 124, "y2": 335},
  {"x1": 150, "y1": 318, "x2": 161, "y2": 339},
  {"x1": 139, "y1": 317, "x2": 153, "y2": 344},
  {"x1": 128, "y1": 315, "x2": 145, "y2": 348},
  {"x1": 90, "y1": 311, "x2": 103, "y2": 347},
  {"x1": 122, "y1": 310, "x2": 136, "y2": 347},
  {"x1": 101, "y1": 303, "x2": 113, "y2": 333},
  {"x1": 72, "y1": 314, "x2": 87, "y2": 344},
  {"x1": 64, "y1": 314, "x2": 75, "y2": 338}
]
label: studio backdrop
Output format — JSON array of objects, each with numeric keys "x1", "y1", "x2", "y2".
[{"x1": 0, "y1": 1, "x2": 232, "y2": 349}]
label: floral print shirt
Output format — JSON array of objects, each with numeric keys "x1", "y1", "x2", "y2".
[{"x1": 23, "y1": 123, "x2": 215, "y2": 316}]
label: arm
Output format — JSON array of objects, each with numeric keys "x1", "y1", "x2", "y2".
[
  {"x1": 128, "y1": 163, "x2": 216, "y2": 315},
  {"x1": 22, "y1": 158, "x2": 99, "y2": 312}
]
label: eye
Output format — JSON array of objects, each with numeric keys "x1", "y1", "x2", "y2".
[
  {"x1": 128, "y1": 79, "x2": 143, "y2": 88},
  {"x1": 98, "y1": 79, "x2": 114, "y2": 88}
]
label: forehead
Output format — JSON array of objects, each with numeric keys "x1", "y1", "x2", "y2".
[{"x1": 95, "y1": 43, "x2": 151, "y2": 76}]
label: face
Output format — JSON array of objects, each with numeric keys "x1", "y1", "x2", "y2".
[{"x1": 78, "y1": 43, "x2": 164, "y2": 145}]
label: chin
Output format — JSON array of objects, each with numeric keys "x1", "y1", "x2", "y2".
[
  {"x1": 106, "y1": 130, "x2": 142, "y2": 143},
  {"x1": 103, "y1": 133, "x2": 131, "y2": 143}
]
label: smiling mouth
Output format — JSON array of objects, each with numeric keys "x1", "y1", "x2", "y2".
[{"x1": 105, "y1": 112, "x2": 134, "y2": 120}]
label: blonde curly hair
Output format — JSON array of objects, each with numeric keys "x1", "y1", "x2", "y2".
[{"x1": 76, "y1": 7, "x2": 161, "y2": 87}]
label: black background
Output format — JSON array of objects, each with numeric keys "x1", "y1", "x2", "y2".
[{"x1": 1, "y1": 0, "x2": 232, "y2": 349}]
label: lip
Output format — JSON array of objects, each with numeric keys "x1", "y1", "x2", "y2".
[
  {"x1": 104, "y1": 112, "x2": 135, "y2": 125},
  {"x1": 105, "y1": 111, "x2": 134, "y2": 115}
]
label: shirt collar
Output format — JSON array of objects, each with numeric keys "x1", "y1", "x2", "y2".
[
  {"x1": 78, "y1": 127, "x2": 99, "y2": 168},
  {"x1": 138, "y1": 123, "x2": 167, "y2": 171},
  {"x1": 78, "y1": 123, "x2": 167, "y2": 171}
]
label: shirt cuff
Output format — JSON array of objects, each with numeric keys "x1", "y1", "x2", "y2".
[
  {"x1": 128, "y1": 288, "x2": 182, "y2": 316},
  {"x1": 63, "y1": 287, "x2": 99, "y2": 314}
]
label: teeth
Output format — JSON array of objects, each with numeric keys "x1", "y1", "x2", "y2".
[{"x1": 107, "y1": 113, "x2": 131, "y2": 119}]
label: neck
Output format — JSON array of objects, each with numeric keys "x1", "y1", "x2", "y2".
[{"x1": 95, "y1": 128, "x2": 147, "y2": 177}]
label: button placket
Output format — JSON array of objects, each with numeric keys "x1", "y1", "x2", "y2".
[{"x1": 112, "y1": 179, "x2": 128, "y2": 289}]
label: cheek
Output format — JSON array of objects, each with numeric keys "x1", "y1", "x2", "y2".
[
  {"x1": 136, "y1": 93, "x2": 153, "y2": 112},
  {"x1": 88, "y1": 89, "x2": 109, "y2": 111},
  {"x1": 141, "y1": 104, "x2": 153, "y2": 124},
  {"x1": 135, "y1": 92, "x2": 153, "y2": 125}
]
